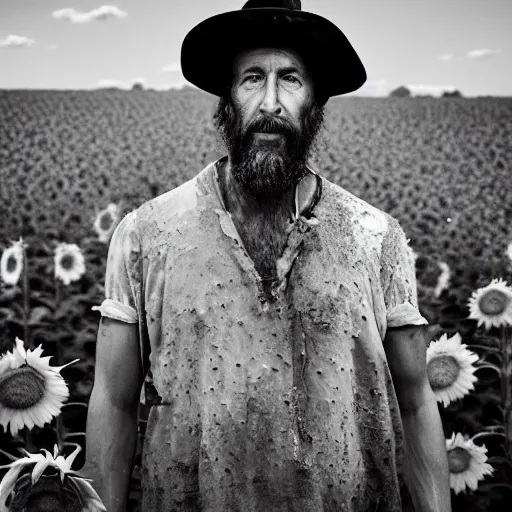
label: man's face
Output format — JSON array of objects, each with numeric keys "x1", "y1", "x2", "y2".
[{"x1": 214, "y1": 47, "x2": 324, "y2": 201}]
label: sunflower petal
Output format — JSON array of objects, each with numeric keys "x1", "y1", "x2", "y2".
[
  {"x1": 63, "y1": 445, "x2": 82, "y2": 473},
  {"x1": 31, "y1": 459, "x2": 51, "y2": 485}
]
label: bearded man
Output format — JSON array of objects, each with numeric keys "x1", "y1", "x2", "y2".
[{"x1": 83, "y1": 1, "x2": 451, "y2": 511}]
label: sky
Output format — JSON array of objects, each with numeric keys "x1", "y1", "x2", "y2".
[{"x1": 0, "y1": 0, "x2": 510, "y2": 97}]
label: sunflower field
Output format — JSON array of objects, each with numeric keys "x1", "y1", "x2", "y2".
[{"x1": 0, "y1": 88, "x2": 511, "y2": 511}]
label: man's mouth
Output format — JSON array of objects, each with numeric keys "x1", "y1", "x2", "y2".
[{"x1": 253, "y1": 132, "x2": 283, "y2": 140}]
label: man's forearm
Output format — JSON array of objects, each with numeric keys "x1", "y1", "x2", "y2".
[
  {"x1": 82, "y1": 386, "x2": 139, "y2": 512},
  {"x1": 401, "y1": 388, "x2": 451, "y2": 512}
]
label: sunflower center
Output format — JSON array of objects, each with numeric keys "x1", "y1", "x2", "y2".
[
  {"x1": 11, "y1": 474, "x2": 81, "y2": 512},
  {"x1": 0, "y1": 365, "x2": 46, "y2": 409},
  {"x1": 99, "y1": 211, "x2": 114, "y2": 231},
  {"x1": 478, "y1": 290, "x2": 508, "y2": 316},
  {"x1": 427, "y1": 355, "x2": 460, "y2": 389},
  {"x1": 448, "y1": 447, "x2": 471, "y2": 474},
  {"x1": 59, "y1": 254, "x2": 75, "y2": 270},
  {"x1": 26, "y1": 490, "x2": 61, "y2": 512},
  {"x1": 6, "y1": 254, "x2": 18, "y2": 272}
]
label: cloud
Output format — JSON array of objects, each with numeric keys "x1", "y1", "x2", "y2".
[
  {"x1": 52, "y1": 5, "x2": 127, "y2": 23},
  {"x1": 406, "y1": 84, "x2": 458, "y2": 96},
  {"x1": 439, "y1": 53, "x2": 454, "y2": 62},
  {"x1": 467, "y1": 48, "x2": 502, "y2": 60},
  {"x1": 47, "y1": 44, "x2": 57, "y2": 51},
  {"x1": 161, "y1": 63, "x2": 181, "y2": 73},
  {"x1": 0, "y1": 34, "x2": 35, "y2": 48}
]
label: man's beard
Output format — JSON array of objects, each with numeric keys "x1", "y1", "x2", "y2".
[{"x1": 213, "y1": 96, "x2": 325, "y2": 201}]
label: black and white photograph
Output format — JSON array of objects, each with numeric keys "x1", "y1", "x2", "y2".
[{"x1": 0, "y1": 1, "x2": 511, "y2": 511}]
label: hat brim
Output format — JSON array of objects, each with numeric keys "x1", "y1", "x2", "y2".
[{"x1": 181, "y1": 8, "x2": 366, "y2": 100}]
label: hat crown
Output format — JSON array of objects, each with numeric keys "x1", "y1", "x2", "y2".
[{"x1": 242, "y1": 0, "x2": 301, "y2": 10}]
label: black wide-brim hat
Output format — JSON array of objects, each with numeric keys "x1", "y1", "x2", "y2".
[{"x1": 181, "y1": 0, "x2": 366, "y2": 102}]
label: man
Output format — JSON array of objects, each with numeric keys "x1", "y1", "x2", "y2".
[{"x1": 84, "y1": 1, "x2": 451, "y2": 511}]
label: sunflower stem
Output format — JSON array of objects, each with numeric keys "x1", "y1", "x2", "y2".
[
  {"x1": 20, "y1": 242, "x2": 37, "y2": 454},
  {"x1": 482, "y1": 424, "x2": 505, "y2": 432},
  {"x1": 54, "y1": 280, "x2": 63, "y2": 365},
  {"x1": 471, "y1": 431, "x2": 506, "y2": 443},
  {"x1": 53, "y1": 414, "x2": 64, "y2": 454},
  {"x1": 467, "y1": 344, "x2": 503, "y2": 354},
  {"x1": 0, "y1": 447, "x2": 18, "y2": 462},
  {"x1": 64, "y1": 431, "x2": 86, "y2": 438},
  {"x1": 500, "y1": 326, "x2": 512, "y2": 462},
  {"x1": 21, "y1": 241, "x2": 30, "y2": 349},
  {"x1": 62, "y1": 402, "x2": 88, "y2": 408},
  {"x1": 54, "y1": 280, "x2": 64, "y2": 453},
  {"x1": 55, "y1": 279, "x2": 61, "y2": 315},
  {"x1": 23, "y1": 427, "x2": 36, "y2": 454},
  {"x1": 474, "y1": 362, "x2": 502, "y2": 376}
]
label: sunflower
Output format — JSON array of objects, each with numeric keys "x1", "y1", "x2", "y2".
[
  {"x1": 0, "y1": 239, "x2": 26, "y2": 286},
  {"x1": 0, "y1": 338, "x2": 78, "y2": 436},
  {"x1": 54, "y1": 243, "x2": 86, "y2": 286},
  {"x1": 446, "y1": 433, "x2": 494, "y2": 494},
  {"x1": 426, "y1": 333, "x2": 479, "y2": 407},
  {"x1": 93, "y1": 203, "x2": 120, "y2": 243},
  {"x1": 467, "y1": 278, "x2": 512, "y2": 330},
  {"x1": 0, "y1": 444, "x2": 106, "y2": 512}
]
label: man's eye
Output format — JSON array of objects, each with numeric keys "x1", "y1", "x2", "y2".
[
  {"x1": 244, "y1": 75, "x2": 261, "y2": 84},
  {"x1": 283, "y1": 75, "x2": 300, "y2": 84}
]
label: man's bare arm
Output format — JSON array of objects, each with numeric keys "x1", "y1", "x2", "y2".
[
  {"x1": 384, "y1": 324, "x2": 451, "y2": 512},
  {"x1": 81, "y1": 317, "x2": 143, "y2": 512}
]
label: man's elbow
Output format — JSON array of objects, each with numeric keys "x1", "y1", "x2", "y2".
[
  {"x1": 395, "y1": 377, "x2": 435, "y2": 415},
  {"x1": 90, "y1": 378, "x2": 141, "y2": 414}
]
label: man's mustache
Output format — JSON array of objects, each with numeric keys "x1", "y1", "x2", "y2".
[{"x1": 244, "y1": 116, "x2": 296, "y2": 137}]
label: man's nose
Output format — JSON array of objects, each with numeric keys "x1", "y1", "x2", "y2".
[{"x1": 259, "y1": 78, "x2": 282, "y2": 115}]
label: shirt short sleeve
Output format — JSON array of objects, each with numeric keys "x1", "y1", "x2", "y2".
[
  {"x1": 92, "y1": 210, "x2": 141, "y2": 323},
  {"x1": 380, "y1": 216, "x2": 428, "y2": 329}
]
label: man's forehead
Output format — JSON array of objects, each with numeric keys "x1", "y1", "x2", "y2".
[{"x1": 233, "y1": 47, "x2": 308, "y2": 74}]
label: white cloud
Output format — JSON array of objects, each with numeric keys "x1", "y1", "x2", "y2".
[
  {"x1": 439, "y1": 53, "x2": 454, "y2": 62},
  {"x1": 0, "y1": 34, "x2": 35, "y2": 48},
  {"x1": 161, "y1": 63, "x2": 181, "y2": 73},
  {"x1": 52, "y1": 5, "x2": 127, "y2": 23},
  {"x1": 47, "y1": 44, "x2": 57, "y2": 51},
  {"x1": 467, "y1": 48, "x2": 502, "y2": 60},
  {"x1": 406, "y1": 84, "x2": 458, "y2": 96}
]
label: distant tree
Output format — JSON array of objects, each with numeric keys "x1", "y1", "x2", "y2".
[
  {"x1": 442, "y1": 90, "x2": 463, "y2": 98},
  {"x1": 389, "y1": 86, "x2": 411, "y2": 98},
  {"x1": 132, "y1": 82, "x2": 145, "y2": 91}
]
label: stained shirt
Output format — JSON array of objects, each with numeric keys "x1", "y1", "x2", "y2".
[{"x1": 93, "y1": 156, "x2": 427, "y2": 512}]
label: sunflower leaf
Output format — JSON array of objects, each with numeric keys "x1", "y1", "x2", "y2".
[
  {"x1": 0, "y1": 287, "x2": 21, "y2": 305},
  {"x1": 31, "y1": 296, "x2": 57, "y2": 311},
  {"x1": 0, "y1": 464, "x2": 25, "y2": 512},
  {"x1": 28, "y1": 306, "x2": 53, "y2": 325},
  {"x1": 69, "y1": 476, "x2": 107, "y2": 512}
]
